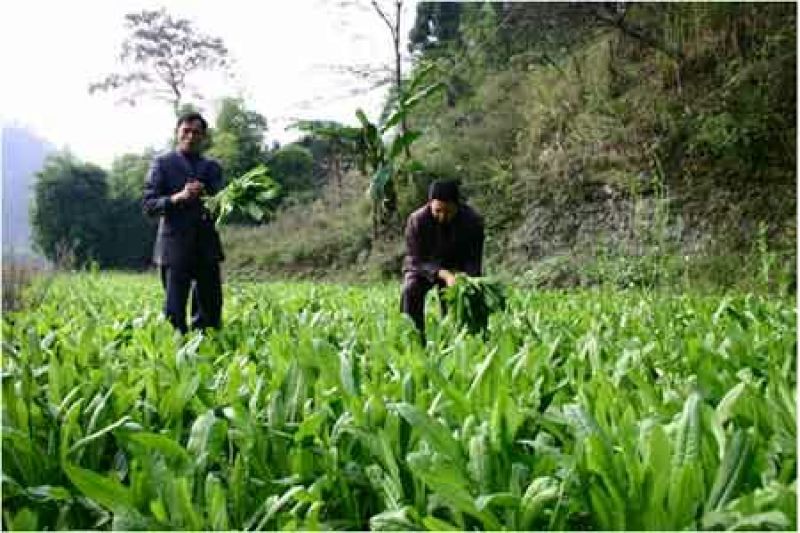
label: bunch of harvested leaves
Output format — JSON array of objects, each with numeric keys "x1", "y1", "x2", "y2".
[
  {"x1": 204, "y1": 165, "x2": 280, "y2": 226},
  {"x1": 442, "y1": 275, "x2": 507, "y2": 334}
]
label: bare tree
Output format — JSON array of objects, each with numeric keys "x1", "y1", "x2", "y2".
[
  {"x1": 89, "y1": 9, "x2": 231, "y2": 115},
  {"x1": 368, "y1": 0, "x2": 413, "y2": 158},
  {"x1": 327, "y1": 1, "x2": 414, "y2": 118}
]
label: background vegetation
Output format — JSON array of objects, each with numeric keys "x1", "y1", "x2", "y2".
[{"x1": 29, "y1": 3, "x2": 796, "y2": 292}]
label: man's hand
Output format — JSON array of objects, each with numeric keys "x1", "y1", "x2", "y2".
[
  {"x1": 187, "y1": 180, "x2": 204, "y2": 198},
  {"x1": 170, "y1": 180, "x2": 204, "y2": 204},
  {"x1": 438, "y1": 269, "x2": 457, "y2": 287}
]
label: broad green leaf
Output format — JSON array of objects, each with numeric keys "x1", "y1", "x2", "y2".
[
  {"x1": 6, "y1": 507, "x2": 38, "y2": 531},
  {"x1": 673, "y1": 391, "x2": 702, "y2": 467},
  {"x1": 369, "y1": 164, "x2": 394, "y2": 202},
  {"x1": 715, "y1": 382, "x2": 746, "y2": 426},
  {"x1": 68, "y1": 415, "x2": 131, "y2": 455},
  {"x1": 392, "y1": 403, "x2": 462, "y2": 462},
  {"x1": 173, "y1": 476, "x2": 202, "y2": 530},
  {"x1": 205, "y1": 473, "x2": 229, "y2": 531},
  {"x1": 521, "y1": 476, "x2": 560, "y2": 529},
  {"x1": 475, "y1": 491, "x2": 519, "y2": 511},
  {"x1": 26, "y1": 485, "x2": 72, "y2": 502},
  {"x1": 187, "y1": 410, "x2": 227, "y2": 469},
  {"x1": 124, "y1": 432, "x2": 192, "y2": 470},
  {"x1": 422, "y1": 515, "x2": 460, "y2": 531},
  {"x1": 402, "y1": 82, "x2": 446, "y2": 110},
  {"x1": 369, "y1": 506, "x2": 420, "y2": 531},
  {"x1": 706, "y1": 429, "x2": 750, "y2": 511},
  {"x1": 64, "y1": 463, "x2": 134, "y2": 512},
  {"x1": 388, "y1": 130, "x2": 422, "y2": 160},
  {"x1": 253, "y1": 485, "x2": 306, "y2": 530}
]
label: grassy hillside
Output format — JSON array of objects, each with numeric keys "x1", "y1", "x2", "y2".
[{"x1": 222, "y1": 3, "x2": 795, "y2": 291}]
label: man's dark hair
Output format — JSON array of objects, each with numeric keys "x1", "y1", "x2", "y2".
[
  {"x1": 176, "y1": 111, "x2": 208, "y2": 132},
  {"x1": 428, "y1": 179, "x2": 460, "y2": 202}
]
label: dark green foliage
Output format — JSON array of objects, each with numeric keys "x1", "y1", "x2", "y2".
[
  {"x1": 103, "y1": 198, "x2": 156, "y2": 269},
  {"x1": 206, "y1": 98, "x2": 268, "y2": 183},
  {"x1": 108, "y1": 151, "x2": 154, "y2": 200},
  {"x1": 267, "y1": 144, "x2": 315, "y2": 195},
  {"x1": 30, "y1": 151, "x2": 157, "y2": 270},
  {"x1": 31, "y1": 154, "x2": 110, "y2": 267},
  {"x1": 106, "y1": 151, "x2": 158, "y2": 268},
  {"x1": 408, "y1": 2, "x2": 464, "y2": 55}
]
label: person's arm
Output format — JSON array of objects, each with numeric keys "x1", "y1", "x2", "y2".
[
  {"x1": 405, "y1": 214, "x2": 440, "y2": 282},
  {"x1": 142, "y1": 158, "x2": 173, "y2": 217},
  {"x1": 462, "y1": 217, "x2": 484, "y2": 277},
  {"x1": 143, "y1": 157, "x2": 200, "y2": 217}
]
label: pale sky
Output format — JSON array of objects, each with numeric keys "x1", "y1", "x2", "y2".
[{"x1": 0, "y1": 0, "x2": 418, "y2": 167}]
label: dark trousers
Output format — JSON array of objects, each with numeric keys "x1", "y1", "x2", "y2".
[
  {"x1": 400, "y1": 272, "x2": 447, "y2": 343},
  {"x1": 160, "y1": 261, "x2": 222, "y2": 334}
]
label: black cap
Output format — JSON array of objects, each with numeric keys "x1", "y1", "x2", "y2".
[{"x1": 428, "y1": 180, "x2": 460, "y2": 202}]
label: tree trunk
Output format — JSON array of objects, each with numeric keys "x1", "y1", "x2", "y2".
[
  {"x1": 372, "y1": 201, "x2": 378, "y2": 240},
  {"x1": 333, "y1": 153, "x2": 342, "y2": 207},
  {"x1": 394, "y1": 1, "x2": 411, "y2": 162},
  {"x1": 170, "y1": 82, "x2": 182, "y2": 117}
]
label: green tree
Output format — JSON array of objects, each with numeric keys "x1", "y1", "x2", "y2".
[
  {"x1": 89, "y1": 8, "x2": 231, "y2": 115},
  {"x1": 106, "y1": 151, "x2": 158, "y2": 268},
  {"x1": 31, "y1": 153, "x2": 110, "y2": 266},
  {"x1": 268, "y1": 144, "x2": 315, "y2": 194},
  {"x1": 108, "y1": 150, "x2": 155, "y2": 199},
  {"x1": 296, "y1": 134, "x2": 333, "y2": 181},
  {"x1": 206, "y1": 97, "x2": 268, "y2": 181},
  {"x1": 291, "y1": 121, "x2": 362, "y2": 196},
  {"x1": 408, "y1": 2, "x2": 464, "y2": 55}
]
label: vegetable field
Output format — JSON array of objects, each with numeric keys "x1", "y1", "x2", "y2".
[{"x1": 2, "y1": 275, "x2": 796, "y2": 530}]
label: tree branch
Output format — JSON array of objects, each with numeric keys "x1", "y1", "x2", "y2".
[{"x1": 370, "y1": 0, "x2": 397, "y2": 40}]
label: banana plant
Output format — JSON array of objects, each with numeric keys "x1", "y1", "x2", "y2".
[
  {"x1": 355, "y1": 76, "x2": 445, "y2": 235},
  {"x1": 362, "y1": 64, "x2": 446, "y2": 194},
  {"x1": 292, "y1": 65, "x2": 444, "y2": 238}
]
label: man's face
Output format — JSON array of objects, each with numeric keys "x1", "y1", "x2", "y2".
[
  {"x1": 176, "y1": 119, "x2": 206, "y2": 154},
  {"x1": 430, "y1": 199, "x2": 458, "y2": 224}
]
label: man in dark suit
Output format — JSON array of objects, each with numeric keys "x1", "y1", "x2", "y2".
[
  {"x1": 401, "y1": 179, "x2": 485, "y2": 343},
  {"x1": 143, "y1": 111, "x2": 224, "y2": 333}
]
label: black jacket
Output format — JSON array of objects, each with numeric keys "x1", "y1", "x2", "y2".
[
  {"x1": 402, "y1": 203, "x2": 484, "y2": 281},
  {"x1": 142, "y1": 151, "x2": 224, "y2": 267}
]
